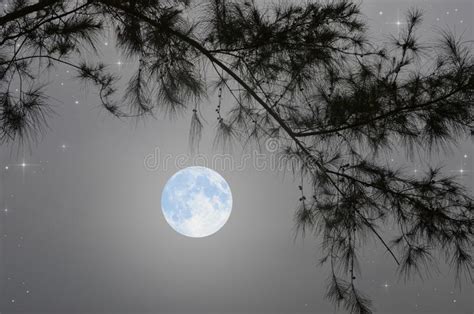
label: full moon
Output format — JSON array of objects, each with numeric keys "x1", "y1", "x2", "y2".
[{"x1": 161, "y1": 166, "x2": 233, "y2": 238}]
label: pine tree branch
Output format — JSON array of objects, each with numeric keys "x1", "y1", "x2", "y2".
[
  {"x1": 0, "y1": 0, "x2": 60, "y2": 27},
  {"x1": 0, "y1": 1, "x2": 93, "y2": 46},
  {"x1": 101, "y1": 1, "x2": 402, "y2": 267},
  {"x1": 294, "y1": 82, "x2": 472, "y2": 137}
]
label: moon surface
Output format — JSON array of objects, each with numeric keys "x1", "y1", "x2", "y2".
[{"x1": 161, "y1": 166, "x2": 233, "y2": 238}]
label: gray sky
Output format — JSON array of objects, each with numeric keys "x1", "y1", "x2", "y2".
[{"x1": 0, "y1": 0, "x2": 473, "y2": 313}]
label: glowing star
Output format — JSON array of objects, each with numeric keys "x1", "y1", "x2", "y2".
[
  {"x1": 385, "y1": 11, "x2": 406, "y2": 34},
  {"x1": 161, "y1": 166, "x2": 232, "y2": 238}
]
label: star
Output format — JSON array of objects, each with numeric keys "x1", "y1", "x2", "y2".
[
  {"x1": 383, "y1": 282, "x2": 390, "y2": 288},
  {"x1": 4, "y1": 208, "x2": 8, "y2": 213},
  {"x1": 75, "y1": 100, "x2": 79, "y2": 104},
  {"x1": 452, "y1": 166, "x2": 469, "y2": 175},
  {"x1": 5, "y1": 166, "x2": 8, "y2": 170},
  {"x1": 464, "y1": 154, "x2": 468, "y2": 158},
  {"x1": 386, "y1": 10, "x2": 407, "y2": 34},
  {"x1": 16, "y1": 161, "x2": 41, "y2": 169}
]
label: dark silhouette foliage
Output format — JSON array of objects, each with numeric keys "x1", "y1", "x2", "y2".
[{"x1": 0, "y1": 0, "x2": 473, "y2": 312}]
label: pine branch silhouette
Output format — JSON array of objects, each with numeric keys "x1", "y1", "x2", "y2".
[{"x1": 1, "y1": 1, "x2": 473, "y2": 312}]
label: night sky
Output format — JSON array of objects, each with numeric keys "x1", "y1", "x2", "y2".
[{"x1": 0, "y1": 0, "x2": 473, "y2": 313}]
